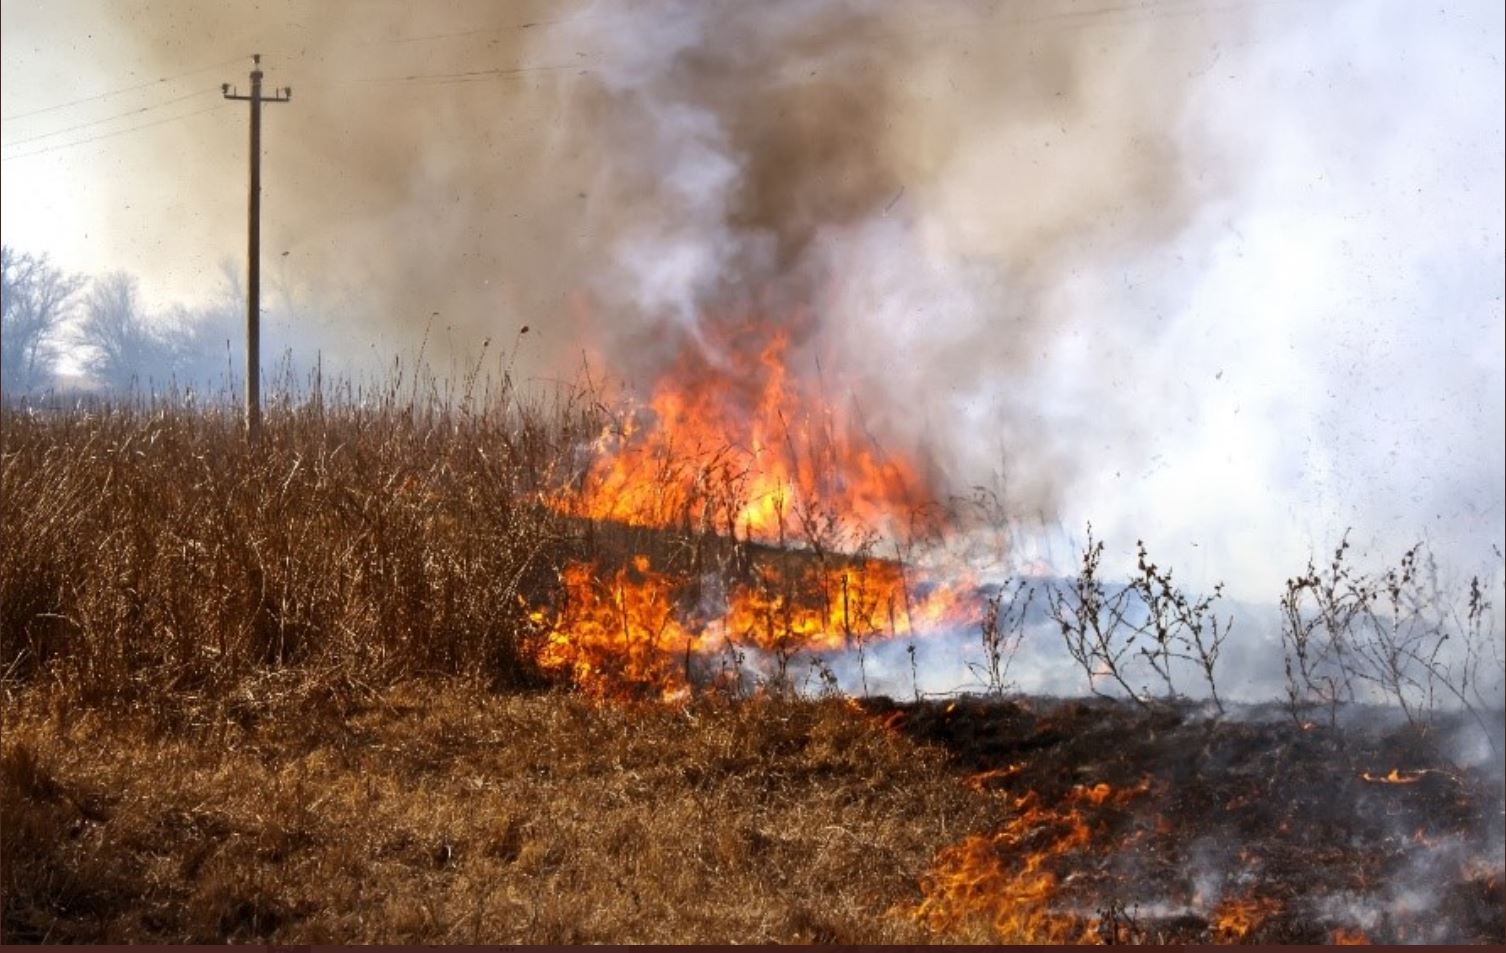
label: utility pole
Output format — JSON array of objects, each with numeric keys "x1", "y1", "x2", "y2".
[{"x1": 223, "y1": 55, "x2": 290, "y2": 442}]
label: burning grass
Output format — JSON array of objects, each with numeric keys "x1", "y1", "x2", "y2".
[
  {"x1": 528, "y1": 552, "x2": 978, "y2": 701},
  {"x1": 2, "y1": 383, "x2": 1502, "y2": 943},
  {"x1": 877, "y1": 697, "x2": 1504, "y2": 944},
  {"x1": 0, "y1": 356, "x2": 984, "y2": 708},
  {"x1": 545, "y1": 320, "x2": 934, "y2": 546}
]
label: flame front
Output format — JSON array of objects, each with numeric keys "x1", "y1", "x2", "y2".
[
  {"x1": 1211, "y1": 894, "x2": 1283, "y2": 942},
  {"x1": 1360, "y1": 768, "x2": 1428, "y2": 784},
  {"x1": 530, "y1": 554, "x2": 978, "y2": 700},
  {"x1": 531, "y1": 557, "x2": 705, "y2": 701},
  {"x1": 533, "y1": 319, "x2": 982, "y2": 698},
  {"x1": 549, "y1": 322, "x2": 931, "y2": 545}
]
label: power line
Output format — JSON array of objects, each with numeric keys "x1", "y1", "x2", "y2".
[
  {"x1": 1, "y1": 55, "x2": 242, "y2": 122},
  {"x1": 293, "y1": 62, "x2": 581, "y2": 88},
  {"x1": 397, "y1": 69, "x2": 591, "y2": 89},
  {"x1": 0, "y1": 101, "x2": 232, "y2": 163},
  {"x1": 0, "y1": 61, "x2": 582, "y2": 163},
  {"x1": 1, "y1": 89, "x2": 215, "y2": 149},
  {"x1": 359, "y1": 11, "x2": 605, "y2": 46}
]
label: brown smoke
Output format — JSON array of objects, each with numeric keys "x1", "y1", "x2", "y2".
[
  {"x1": 530, "y1": 0, "x2": 1233, "y2": 510},
  {"x1": 109, "y1": 0, "x2": 1242, "y2": 512},
  {"x1": 107, "y1": 0, "x2": 594, "y2": 368}
]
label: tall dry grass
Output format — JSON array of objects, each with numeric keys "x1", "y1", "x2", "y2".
[
  {"x1": 7, "y1": 373, "x2": 1502, "y2": 718},
  {"x1": 1, "y1": 376, "x2": 601, "y2": 711}
]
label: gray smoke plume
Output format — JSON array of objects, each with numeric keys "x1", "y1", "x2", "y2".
[
  {"x1": 538, "y1": 0, "x2": 1226, "y2": 517},
  {"x1": 42, "y1": 0, "x2": 1502, "y2": 597},
  {"x1": 534, "y1": 0, "x2": 1503, "y2": 599}
]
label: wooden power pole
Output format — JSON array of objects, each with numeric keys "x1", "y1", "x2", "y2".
[{"x1": 223, "y1": 55, "x2": 290, "y2": 441}]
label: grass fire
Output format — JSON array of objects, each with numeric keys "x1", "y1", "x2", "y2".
[{"x1": 2, "y1": 0, "x2": 1503, "y2": 945}]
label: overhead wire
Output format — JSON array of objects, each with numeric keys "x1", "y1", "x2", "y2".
[
  {"x1": 1, "y1": 54, "x2": 242, "y2": 122},
  {"x1": 0, "y1": 0, "x2": 1295, "y2": 163},
  {"x1": 364, "y1": 11, "x2": 604, "y2": 46},
  {"x1": 328, "y1": 63, "x2": 581, "y2": 86},
  {"x1": 0, "y1": 59, "x2": 583, "y2": 161},
  {"x1": 1, "y1": 88, "x2": 216, "y2": 149},
  {"x1": 1, "y1": 101, "x2": 233, "y2": 163},
  {"x1": 287, "y1": 8, "x2": 609, "y2": 50}
]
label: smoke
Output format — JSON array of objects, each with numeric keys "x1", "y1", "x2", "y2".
[
  {"x1": 75, "y1": 1, "x2": 594, "y2": 373},
  {"x1": 538, "y1": 0, "x2": 1504, "y2": 598},
  {"x1": 53, "y1": 0, "x2": 1504, "y2": 597},
  {"x1": 540, "y1": 1, "x2": 1228, "y2": 513},
  {"x1": 97, "y1": 1, "x2": 1225, "y2": 394}
]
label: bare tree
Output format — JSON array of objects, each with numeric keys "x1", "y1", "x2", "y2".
[
  {"x1": 76, "y1": 272, "x2": 177, "y2": 392},
  {"x1": 1279, "y1": 537, "x2": 1374, "y2": 726},
  {"x1": 165, "y1": 260, "x2": 244, "y2": 391},
  {"x1": 1, "y1": 246, "x2": 85, "y2": 394},
  {"x1": 1281, "y1": 538, "x2": 1504, "y2": 740}
]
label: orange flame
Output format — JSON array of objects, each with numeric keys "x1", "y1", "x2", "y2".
[
  {"x1": 549, "y1": 323, "x2": 931, "y2": 546},
  {"x1": 529, "y1": 553, "x2": 979, "y2": 699},
  {"x1": 1210, "y1": 894, "x2": 1282, "y2": 941},
  {"x1": 1360, "y1": 768, "x2": 1426, "y2": 784},
  {"x1": 1331, "y1": 927, "x2": 1372, "y2": 945},
  {"x1": 725, "y1": 559, "x2": 976, "y2": 654},
  {"x1": 529, "y1": 556, "x2": 704, "y2": 701},
  {"x1": 907, "y1": 783, "x2": 1143, "y2": 942},
  {"x1": 533, "y1": 319, "x2": 991, "y2": 698},
  {"x1": 965, "y1": 763, "x2": 1025, "y2": 793}
]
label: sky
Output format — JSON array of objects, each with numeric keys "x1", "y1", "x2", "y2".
[{"x1": 2, "y1": 0, "x2": 1503, "y2": 600}]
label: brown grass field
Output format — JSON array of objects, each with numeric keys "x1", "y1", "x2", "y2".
[
  {"x1": 2, "y1": 682, "x2": 974, "y2": 943},
  {"x1": 2, "y1": 394, "x2": 1502, "y2": 943}
]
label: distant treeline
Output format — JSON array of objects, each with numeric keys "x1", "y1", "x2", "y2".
[{"x1": 0, "y1": 244, "x2": 329, "y2": 398}]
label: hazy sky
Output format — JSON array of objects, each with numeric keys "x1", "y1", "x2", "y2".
[
  {"x1": 1, "y1": 0, "x2": 569, "y2": 318},
  {"x1": 3, "y1": 0, "x2": 1503, "y2": 598}
]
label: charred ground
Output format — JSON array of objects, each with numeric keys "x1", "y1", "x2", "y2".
[{"x1": 868, "y1": 695, "x2": 1504, "y2": 943}]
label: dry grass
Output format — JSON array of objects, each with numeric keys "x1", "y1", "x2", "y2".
[
  {"x1": 0, "y1": 392, "x2": 999, "y2": 942},
  {"x1": 8, "y1": 682, "x2": 1500, "y2": 943},
  {"x1": 1, "y1": 682, "x2": 976, "y2": 943},
  {"x1": 1, "y1": 387, "x2": 597, "y2": 709},
  {"x1": 4, "y1": 391, "x2": 1501, "y2": 943}
]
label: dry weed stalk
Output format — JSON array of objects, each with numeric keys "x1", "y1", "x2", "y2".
[
  {"x1": 1048, "y1": 527, "x2": 1230, "y2": 711},
  {"x1": 1281, "y1": 536, "x2": 1504, "y2": 744}
]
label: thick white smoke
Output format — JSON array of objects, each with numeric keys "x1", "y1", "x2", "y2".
[{"x1": 541, "y1": 0, "x2": 1504, "y2": 602}]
